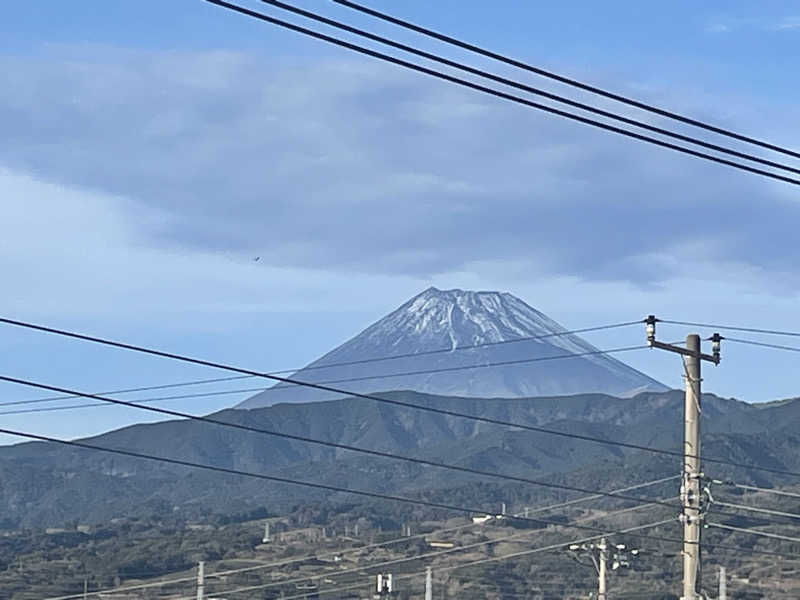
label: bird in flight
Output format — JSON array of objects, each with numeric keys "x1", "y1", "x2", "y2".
[{"x1": 253, "y1": 256, "x2": 260, "y2": 262}]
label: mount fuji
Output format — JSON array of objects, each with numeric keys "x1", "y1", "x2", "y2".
[{"x1": 237, "y1": 288, "x2": 667, "y2": 408}]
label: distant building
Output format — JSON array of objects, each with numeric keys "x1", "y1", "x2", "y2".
[{"x1": 471, "y1": 515, "x2": 493, "y2": 524}]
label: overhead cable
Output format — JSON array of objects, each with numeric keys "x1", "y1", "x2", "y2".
[
  {"x1": 206, "y1": 503, "x2": 674, "y2": 598},
  {"x1": 713, "y1": 501, "x2": 800, "y2": 522},
  {"x1": 706, "y1": 522, "x2": 800, "y2": 546},
  {"x1": 3, "y1": 315, "x2": 800, "y2": 478},
  {"x1": 4, "y1": 424, "x2": 795, "y2": 563},
  {"x1": 660, "y1": 319, "x2": 800, "y2": 338},
  {"x1": 0, "y1": 425, "x2": 684, "y2": 540},
  {"x1": 0, "y1": 373, "x2": 679, "y2": 509},
  {"x1": 726, "y1": 337, "x2": 800, "y2": 353},
  {"x1": 251, "y1": 0, "x2": 800, "y2": 177},
  {"x1": 0, "y1": 343, "x2": 651, "y2": 416},
  {"x1": 0, "y1": 320, "x2": 640, "y2": 409},
  {"x1": 39, "y1": 477, "x2": 677, "y2": 600},
  {"x1": 200, "y1": 0, "x2": 800, "y2": 186},
  {"x1": 6, "y1": 425, "x2": 793, "y2": 600},
  {"x1": 202, "y1": 518, "x2": 676, "y2": 599},
  {"x1": 713, "y1": 480, "x2": 800, "y2": 499},
  {"x1": 331, "y1": 0, "x2": 800, "y2": 161},
  {"x1": 205, "y1": 512, "x2": 799, "y2": 600}
]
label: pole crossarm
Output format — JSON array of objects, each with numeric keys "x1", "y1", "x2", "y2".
[
  {"x1": 648, "y1": 340, "x2": 719, "y2": 364},
  {"x1": 645, "y1": 316, "x2": 721, "y2": 364}
]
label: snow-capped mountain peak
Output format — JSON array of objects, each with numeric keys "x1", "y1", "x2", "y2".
[
  {"x1": 237, "y1": 287, "x2": 666, "y2": 408},
  {"x1": 372, "y1": 287, "x2": 575, "y2": 347}
]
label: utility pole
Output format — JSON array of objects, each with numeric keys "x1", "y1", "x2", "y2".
[
  {"x1": 425, "y1": 566, "x2": 433, "y2": 600},
  {"x1": 263, "y1": 522, "x2": 271, "y2": 543},
  {"x1": 645, "y1": 317, "x2": 722, "y2": 600},
  {"x1": 567, "y1": 537, "x2": 639, "y2": 598},
  {"x1": 196, "y1": 561, "x2": 205, "y2": 600},
  {"x1": 718, "y1": 566, "x2": 726, "y2": 600},
  {"x1": 597, "y1": 537, "x2": 607, "y2": 600},
  {"x1": 683, "y1": 333, "x2": 702, "y2": 600},
  {"x1": 83, "y1": 576, "x2": 88, "y2": 600}
]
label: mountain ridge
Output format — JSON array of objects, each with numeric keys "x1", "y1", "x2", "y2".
[{"x1": 3, "y1": 389, "x2": 799, "y2": 529}]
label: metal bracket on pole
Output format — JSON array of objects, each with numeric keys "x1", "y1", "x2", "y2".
[{"x1": 646, "y1": 316, "x2": 723, "y2": 364}]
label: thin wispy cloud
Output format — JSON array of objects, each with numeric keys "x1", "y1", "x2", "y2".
[
  {"x1": 705, "y1": 15, "x2": 800, "y2": 34},
  {"x1": 774, "y1": 16, "x2": 800, "y2": 30}
]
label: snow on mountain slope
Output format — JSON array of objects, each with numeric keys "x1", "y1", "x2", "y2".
[{"x1": 237, "y1": 287, "x2": 667, "y2": 408}]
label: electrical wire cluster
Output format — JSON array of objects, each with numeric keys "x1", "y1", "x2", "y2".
[
  {"x1": 198, "y1": 0, "x2": 800, "y2": 186},
  {"x1": 3, "y1": 313, "x2": 800, "y2": 599}
]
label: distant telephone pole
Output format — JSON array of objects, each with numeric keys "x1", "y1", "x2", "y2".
[
  {"x1": 567, "y1": 536, "x2": 640, "y2": 599},
  {"x1": 646, "y1": 317, "x2": 721, "y2": 600},
  {"x1": 425, "y1": 566, "x2": 433, "y2": 600},
  {"x1": 263, "y1": 522, "x2": 271, "y2": 543},
  {"x1": 196, "y1": 561, "x2": 205, "y2": 600},
  {"x1": 597, "y1": 537, "x2": 607, "y2": 600}
]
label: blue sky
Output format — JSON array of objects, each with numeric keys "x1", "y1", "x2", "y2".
[{"x1": 1, "y1": 1, "x2": 799, "y2": 443}]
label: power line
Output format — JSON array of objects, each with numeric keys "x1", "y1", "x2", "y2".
[
  {"x1": 6, "y1": 423, "x2": 735, "y2": 600},
  {"x1": 0, "y1": 375, "x2": 254, "y2": 408},
  {"x1": 706, "y1": 522, "x2": 800, "y2": 546},
  {"x1": 726, "y1": 336, "x2": 800, "y2": 353},
  {"x1": 0, "y1": 373, "x2": 679, "y2": 509},
  {"x1": 430, "y1": 521, "x2": 676, "y2": 577},
  {"x1": 248, "y1": 0, "x2": 800, "y2": 177},
  {"x1": 200, "y1": 0, "x2": 800, "y2": 186},
  {"x1": 5, "y1": 422, "x2": 795, "y2": 566},
  {"x1": 0, "y1": 343, "x2": 651, "y2": 416},
  {"x1": 1, "y1": 425, "x2": 686, "y2": 542},
  {"x1": 0, "y1": 320, "x2": 639, "y2": 409},
  {"x1": 182, "y1": 518, "x2": 678, "y2": 599},
  {"x1": 208, "y1": 487, "x2": 672, "y2": 583},
  {"x1": 4, "y1": 315, "x2": 800, "y2": 479},
  {"x1": 331, "y1": 0, "x2": 800, "y2": 161},
  {"x1": 39, "y1": 478, "x2": 677, "y2": 600},
  {"x1": 218, "y1": 513, "x2": 797, "y2": 600},
  {"x1": 712, "y1": 501, "x2": 800, "y2": 522},
  {"x1": 7, "y1": 425, "x2": 792, "y2": 600},
  {"x1": 511, "y1": 475, "x2": 678, "y2": 519},
  {"x1": 0, "y1": 386, "x2": 263, "y2": 415},
  {"x1": 659, "y1": 319, "x2": 800, "y2": 338},
  {"x1": 713, "y1": 479, "x2": 800, "y2": 499},
  {"x1": 264, "y1": 347, "x2": 648, "y2": 392}
]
